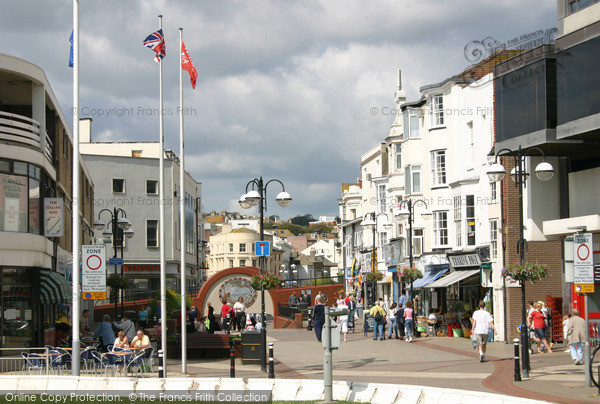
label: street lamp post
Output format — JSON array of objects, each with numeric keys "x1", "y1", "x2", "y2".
[
  {"x1": 239, "y1": 177, "x2": 291, "y2": 372},
  {"x1": 487, "y1": 146, "x2": 554, "y2": 379},
  {"x1": 362, "y1": 212, "x2": 391, "y2": 306},
  {"x1": 394, "y1": 199, "x2": 432, "y2": 299},
  {"x1": 93, "y1": 208, "x2": 134, "y2": 319}
]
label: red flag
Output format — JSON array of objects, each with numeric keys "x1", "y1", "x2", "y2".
[{"x1": 181, "y1": 42, "x2": 198, "y2": 89}]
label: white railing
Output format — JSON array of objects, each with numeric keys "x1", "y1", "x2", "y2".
[{"x1": 0, "y1": 111, "x2": 53, "y2": 161}]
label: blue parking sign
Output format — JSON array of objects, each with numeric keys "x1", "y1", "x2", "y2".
[{"x1": 255, "y1": 241, "x2": 270, "y2": 256}]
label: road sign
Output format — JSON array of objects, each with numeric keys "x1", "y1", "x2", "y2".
[
  {"x1": 108, "y1": 257, "x2": 124, "y2": 265},
  {"x1": 44, "y1": 198, "x2": 64, "y2": 237},
  {"x1": 255, "y1": 241, "x2": 270, "y2": 256},
  {"x1": 82, "y1": 245, "x2": 106, "y2": 294},
  {"x1": 82, "y1": 292, "x2": 107, "y2": 300},
  {"x1": 575, "y1": 284, "x2": 595, "y2": 294},
  {"x1": 574, "y1": 233, "x2": 594, "y2": 284}
]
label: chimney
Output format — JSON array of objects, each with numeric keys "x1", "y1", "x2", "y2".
[{"x1": 79, "y1": 118, "x2": 92, "y2": 143}]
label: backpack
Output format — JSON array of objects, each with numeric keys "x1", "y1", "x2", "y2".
[{"x1": 374, "y1": 310, "x2": 383, "y2": 322}]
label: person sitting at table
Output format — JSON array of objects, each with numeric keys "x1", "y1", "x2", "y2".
[
  {"x1": 93, "y1": 314, "x2": 115, "y2": 352},
  {"x1": 130, "y1": 329, "x2": 150, "y2": 349},
  {"x1": 113, "y1": 331, "x2": 129, "y2": 349}
]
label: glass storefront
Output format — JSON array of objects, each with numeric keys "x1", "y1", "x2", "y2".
[{"x1": 0, "y1": 268, "x2": 34, "y2": 352}]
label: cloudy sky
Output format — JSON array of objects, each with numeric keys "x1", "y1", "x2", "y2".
[{"x1": 2, "y1": 0, "x2": 556, "y2": 219}]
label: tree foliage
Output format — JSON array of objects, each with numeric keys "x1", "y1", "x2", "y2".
[{"x1": 290, "y1": 214, "x2": 315, "y2": 227}]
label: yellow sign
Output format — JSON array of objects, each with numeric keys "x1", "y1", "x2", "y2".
[
  {"x1": 82, "y1": 292, "x2": 107, "y2": 300},
  {"x1": 574, "y1": 284, "x2": 595, "y2": 294}
]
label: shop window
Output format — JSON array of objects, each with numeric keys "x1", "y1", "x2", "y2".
[{"x1": 0, "y1": 173, "x2": 28, "y2": 232}]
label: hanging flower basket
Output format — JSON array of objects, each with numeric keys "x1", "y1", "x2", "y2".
[
  {"x1": 364, "y1": 271, "x2": 384, "y2": 283},
  {"x1": 250, "y1": 274, "x2": 279, "y2": 290},
  {"x1": 404, "y1": 267, "x2": 423, "y2": 282},
  {"x1": 501, "y1": 262, "x2": 548, "y2": 284},
  {"x1": 106, "y1": 275, "x2": 131, "y2": 290}
]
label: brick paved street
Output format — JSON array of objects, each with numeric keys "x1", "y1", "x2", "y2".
[{"x1": 172, "y1": 328, "x2": 600, "y2": 403}]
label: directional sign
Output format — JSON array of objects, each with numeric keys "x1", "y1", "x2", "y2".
[
  {"x1": 108, "y1": 257, "x2": 124, "y2": 265},
  {"x1": 574, "y1": 233, "x2": 594, "y2": 284},
  {"x1": 82, "y1": 245, "x2": 106, "y2": 296},
  {"x1": 575, "y1": 284, "x2": 595, "y2": 294},
  {"x1": 83, "y1": 292, "x2": 107, "y2": 300},
  {"x1": 44, "y1": 198, "x2": 64, "y2": 237},
  {"x1": 255, "y1": 241, "x2": 270, "y2": 257}
]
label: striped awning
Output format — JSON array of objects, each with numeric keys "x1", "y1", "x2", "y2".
[{"x1": 40, "y1": 270, "x2": 71, "y2": 304}]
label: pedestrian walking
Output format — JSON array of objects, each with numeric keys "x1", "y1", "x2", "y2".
[
  {"x1": 387, "y1": 302, "x2": 399, "y2": 339},
  {"x1": 138, "y1": 307, "x2": 148, "y2": 329},
  {"x1": 527, "y1": 302, "x2": 553, "y2": 354},
  {"x1": 567, "y1": 309, "x2": 586, "y2": 365},
  {"x1": 471, "y1": 301, "x2": 497, "y2": 362},
  {"x1": 338, "y1": 301, "x2": 349, "y2": 342},
  {"x1": 220, "y1": 299, "x2": 231, "y2": 332},
  {"x1": 370, "y1": 301, "x2": 386, "y2": 341},
  {"x1": 395, "y1": 304, "x2": 405, "y2": 340},
  {"x1": 404, "y1": 301, "x2": 414, "y2": 342},
  {"x1": 313, "y1": 298, "x2": 325, "y2": 342},
  {"x1": 347, "y1": 295, "x2": 357, "y2": 332}
]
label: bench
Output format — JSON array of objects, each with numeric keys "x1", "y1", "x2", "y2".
[{"x1": 186, "y1": 334, "x2": 231, "y2": 359}]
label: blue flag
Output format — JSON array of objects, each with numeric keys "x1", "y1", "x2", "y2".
[{"x1": 69, "y1": 31, "x2": 73, "y2": 68}]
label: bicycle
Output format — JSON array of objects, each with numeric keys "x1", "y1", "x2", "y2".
[{"x1": 590, "y1": 344, "x2": 600, "y2": 388}]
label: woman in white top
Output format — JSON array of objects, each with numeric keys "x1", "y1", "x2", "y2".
[
  {"x1": 233, "y1": 297, "x2": 247, "y2": 331},
  {"x1": 337, "y1": 302, "x2": 349, "y2": 342},
  {"x1": 113, "y1": 331, "x2": 129, "y2": 349}
]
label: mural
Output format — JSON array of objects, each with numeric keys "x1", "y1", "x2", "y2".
[{"x1": 218, "y1": 277, "x2": 257, "y2": 307}]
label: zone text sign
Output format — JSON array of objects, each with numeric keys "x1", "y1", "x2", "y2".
[
  {"x1": 82, "y1": 245, "x2": 107, "y2": 295},
  {"x1": 573, "y1": 233, "x2": 594, "y2": 285}
]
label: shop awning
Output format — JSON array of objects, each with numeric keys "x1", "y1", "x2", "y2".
[
  {"x1": 40, "y1": 270, "x2": 71, "y2": 304},
  {"x1": 427, "y1": 269, "x2": 480, "y2": 288},
  {"x1": 412, "y1": 265, "x2": 449, "y2": 288}
]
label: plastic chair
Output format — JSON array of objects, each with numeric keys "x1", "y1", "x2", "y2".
[
  {"x1": 91, "y1": 351, "x2": 117, "y2": 376},
  {"x1": 142, "y1": 346, "x2": 155, "y2": 373},
  {"x1": 49, "y1": 351, "x2": 70, "y2": 374},
  {"x1": 125, "y1": 350, "x2": 147, "y2": 377},
  {"x1": 80, "y1": 346, "x2": 96, "y2": 373},
  {"x1": 22, "y1": 353, "x2": 45, "y2": 375}
]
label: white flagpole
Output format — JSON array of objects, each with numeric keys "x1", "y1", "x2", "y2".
[
  {"x1": 158, "y1": 14, "x2": 168, "y2": 378},
  {"x1": 179, "y1": 27, "x2": 187, "y2": 374},
  {"x1": 71, "y1": 0, "x2": 81, "y2": 376}
]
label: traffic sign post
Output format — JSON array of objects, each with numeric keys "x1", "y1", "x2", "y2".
[
  {"x1": 573, "y1": 232, "x2": 593, "y2": 387},
  {"x1": 82, "y1": 245, "x2": 107, "y2": 300}
]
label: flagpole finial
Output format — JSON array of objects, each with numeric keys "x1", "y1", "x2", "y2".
[
  {"x1": 159, "y1": 14, "x2": 163, "y2": 18},
  {"x1": 179, "y1": 27, "x2": 183, "y2": 31}
]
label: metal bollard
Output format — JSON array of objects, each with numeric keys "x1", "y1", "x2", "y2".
[
  {"x1": 268, "y1": 342, "x2": 274, "y2": 379},
  {"x1": 226, "y1": 314, "x2": 231, "y2": 335},
  {"x1": 513, "y1": 338, "x2": 521, "y2": 382},
  {"x1": 230, "y1": 345, "x2": 235, "y2": 378},
  {"x1": 158, "y1": 349, "x2": 164, "y2": 378}
]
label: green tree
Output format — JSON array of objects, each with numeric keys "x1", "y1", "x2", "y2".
[
  {"x1": 309, "y1": 223, "x2": 334, "y2": 234},
  {"x1": 291, "y1": 214, "x2": 315, "y2": 227}
]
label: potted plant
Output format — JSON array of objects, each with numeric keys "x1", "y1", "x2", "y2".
[
  {"x1": 404, "y1": 267, "x2": 423, "y2": 282},
  {"x1": 106, "y1": 275, "x2": 131, "y2": 290},
  {"x1": 364, "y1": 271, "x2": 384, "y2": 283},
  {"x1": 501, "y1": 262, "x2": 548, "y2": 284},
  {"x1": 250, "y1": 274, "x2": 279, "y2": 290}
]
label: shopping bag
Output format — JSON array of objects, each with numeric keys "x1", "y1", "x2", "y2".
[{"x1": 470, "y1": 334, "x2": 478, "y2": 349}]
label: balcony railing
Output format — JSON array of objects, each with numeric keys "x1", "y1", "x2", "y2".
[{"x1": 0, "y1": 111, "x2": 53, "y2": 161}]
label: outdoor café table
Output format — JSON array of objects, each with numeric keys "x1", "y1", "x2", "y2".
[{"x1": 102, "y1": 350, "x2": 134, "y2": 376}]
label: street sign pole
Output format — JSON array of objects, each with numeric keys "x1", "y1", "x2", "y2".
[{"x1": 573, "y1": 231, "x2": 593, "y2": 388}]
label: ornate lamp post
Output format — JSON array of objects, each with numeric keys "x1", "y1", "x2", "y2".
[
  {"x1": 361, "y1": 212, "x2": 392, "y2": 306},
  {"x1": 93, "y1": 208, "x2": 134, "y2": 319},
  {"x1": 487, "y1": 146, "x2": 554, "y2": 379},
  {"x1": 239, "y1": 177, "x2": 291, "y2": 372},
  {"x1": 394, "y1": 199, "x2": 432, "y2": 299}
]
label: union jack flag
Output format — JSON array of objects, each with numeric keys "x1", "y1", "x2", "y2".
[{"x1": 143, "y1": 29, "x2": 165, "y2": 63}]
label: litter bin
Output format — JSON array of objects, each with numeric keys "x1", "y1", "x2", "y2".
[{"x1": 241, "y1": 330, "x2": 262, "y2": 365}]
